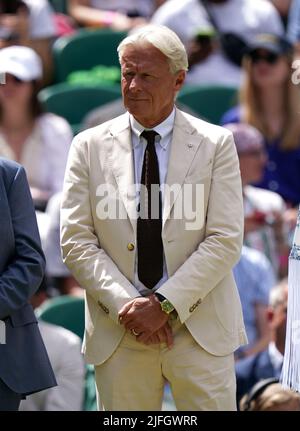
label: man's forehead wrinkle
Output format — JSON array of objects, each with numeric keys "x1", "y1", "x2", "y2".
[{"x1": 122, "y1": 59, "x2": 156, "y2": 73}]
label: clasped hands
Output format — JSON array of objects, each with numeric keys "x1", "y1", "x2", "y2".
[{"x1": 118, "y1": 294, "x2": 173, "y2": 348}]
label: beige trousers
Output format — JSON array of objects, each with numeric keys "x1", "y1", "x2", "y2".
[{"x1": 94, "y1": 320, "x2": 237, "y2": 411}]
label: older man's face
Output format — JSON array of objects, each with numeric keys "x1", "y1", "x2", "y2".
[{"x1": 121, "y1": 43, "x2": 185, "y2": 128}]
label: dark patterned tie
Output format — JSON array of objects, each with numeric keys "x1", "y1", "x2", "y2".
[{"x1": 137, "y1": 130, "x2": 163, "y2": 289}]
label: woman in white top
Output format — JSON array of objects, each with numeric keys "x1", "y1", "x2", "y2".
[{"x1": 0, "y1": 45, "x2": 72, "y2": 210}]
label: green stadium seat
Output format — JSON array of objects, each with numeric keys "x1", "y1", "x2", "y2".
[
  {"x1": 38, "y1": 82, "x2": 121, "y2": 132},
  {"x1": 37, "y1": 295, "x2": 85, "y2": 339},
  {"x1": 53, "y1": 29, "x2": 127, "y2": 82},
  {"x1": 49, "y1": 0, "x2": 67, "y2": 14},
  {"x1": 177, "y1": 85, "x2": 238, "y2": 125}
]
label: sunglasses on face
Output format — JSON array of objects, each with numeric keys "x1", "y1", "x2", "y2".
[{"x1": 249, "y1": 51, "x2": 280, "y2": 65}]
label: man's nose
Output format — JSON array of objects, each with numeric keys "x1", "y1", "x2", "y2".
[{"x1": 129, "y1": 76, "x2": 141, "y2": 92}]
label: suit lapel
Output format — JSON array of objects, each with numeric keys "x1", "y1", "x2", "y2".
[
  {"x1": 109, "y1": 114, "x2": 137, "y2": 233},
  {"x1": 163, "y1": 109, "x2": 203, "y2": 226}
]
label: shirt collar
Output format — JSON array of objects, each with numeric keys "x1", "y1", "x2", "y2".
[
  {"x1": 268, "y1": 341, "x2": 284, "y2": 371},
  {"x1": 130, "y1": 108, "x2": 175, "y2": 150}
]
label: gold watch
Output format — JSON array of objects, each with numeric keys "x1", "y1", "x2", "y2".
[{"x1": 155, "y1": 293, "x2": 175, "y2": 315}]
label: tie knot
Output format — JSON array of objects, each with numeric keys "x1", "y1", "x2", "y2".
[{"x1": 141, "y1": 130, "x2": 159, "y2": 144}]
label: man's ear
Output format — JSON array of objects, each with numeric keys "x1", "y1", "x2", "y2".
[
  {"x1": 175, "y1": 70, "x2": 186, "y2": 91},
  {"x1": 267, "y1": 307, "x2": 275, "y2": 325}
]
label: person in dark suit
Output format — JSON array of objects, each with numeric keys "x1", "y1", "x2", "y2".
[
  {"x1": 0, "y1": 157, "x2": 57, "y2": 411},
  {"x1": 236, "y1": 278, "x2": 287, "y2": 405}
]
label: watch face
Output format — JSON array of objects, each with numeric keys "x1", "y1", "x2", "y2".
[{"x1": 162, "y1": 300, "x2": 174, "y2": 314}]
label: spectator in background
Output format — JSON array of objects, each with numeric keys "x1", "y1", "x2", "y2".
[
  {"x1": 23, "y1": 0, "x2": 56, "y2": 84},
  {"x1": 0, "y1": 46, "x2": 72, "y2": 210},
  {"x1": 151, "y1": 0, "x2": 284, "y2": 87},
  {"x1": 270, "y1": 0, "x2": 292, "y2": 27},
  {"x1": 0, "y1": 0, "x2": 56, "y2": 84},
  {"x1": 19, "y1": 280, "x2": 85, "y2": 411},
  {"x1": 224, "y1": 123, "x2": 289, "y2": 277},
  {"x1": 287, "y1": 0, "x2": 300, "y2": 53},
  {"x1": 239, "y1": 379, "x2": 300, "y2": 411},
  {"x1": 236, "y1": 279, "x2": 288, "y2": 404},
  {"x1": 221, "y1": 34, "x2": 300, "y2": 209},
  {"x1": 0, "y1": 0, "x2": 30, "y2": 48},
  {"x1": 233, "y1": 246, "x2": 275, "y2": 360},
  {"x1": 67, "y1": 0, "x2": 156, "y2": 31}
]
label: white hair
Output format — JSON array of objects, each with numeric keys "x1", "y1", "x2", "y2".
[
  {"x1": 269, "y1": 278, "x2": 288, "y2": 308},
  {"x1": 117, "y1": 24, "x2": 188, "y2": 74}
]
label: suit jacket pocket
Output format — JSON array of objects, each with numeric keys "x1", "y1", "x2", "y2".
[
  {"x1": 211, "y1": 275, "x2": 238, "y2": 334},
  {"x1": 9, "y1": 303, "x2": 38, "y2": 327}
]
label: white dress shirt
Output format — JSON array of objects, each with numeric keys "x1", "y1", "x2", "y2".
[{"x1": 129, "y1": 108, "x2": 175, "y2": 296}]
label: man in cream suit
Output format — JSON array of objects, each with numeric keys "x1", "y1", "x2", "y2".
[{"x1": 61, "y1": 24, "x2": 247, "y2": 411}]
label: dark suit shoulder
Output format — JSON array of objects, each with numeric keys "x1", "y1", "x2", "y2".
[
  {"x1": 0, "y1": 157, "x2": 22, "y2": 172},
  {"x1": 0, "y1": 157, "x2": 24, "y2": 185},
  {"x1": 0, "y1": 158, "x2": 27, "y2": 193}
]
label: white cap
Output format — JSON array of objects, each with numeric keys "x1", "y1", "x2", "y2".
[{"x1": 0, "y1": 45, "x2": 43, "y2": 82}]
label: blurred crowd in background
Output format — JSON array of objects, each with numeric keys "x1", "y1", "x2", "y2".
[{"x1": 1, "y1": 0, "x2": 300, "y2": 411}]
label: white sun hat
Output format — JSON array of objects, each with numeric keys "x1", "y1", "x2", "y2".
[{"x1": 0, "y1": 45, "x2": 43, "y2": 82}]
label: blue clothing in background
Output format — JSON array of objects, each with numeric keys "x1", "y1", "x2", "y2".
[
  {"x1": 235, "y1": 349, "x2": 278, "y2": 404},
  {"x1": 233, "y1": 246, "x2": 275, "y2": 351},
  {"x1": 221, "y1": 106, "x2": 300, "y2": 206},
  {"x1": 287, "y1": 0, "x2": 300, "y2": 43}
]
